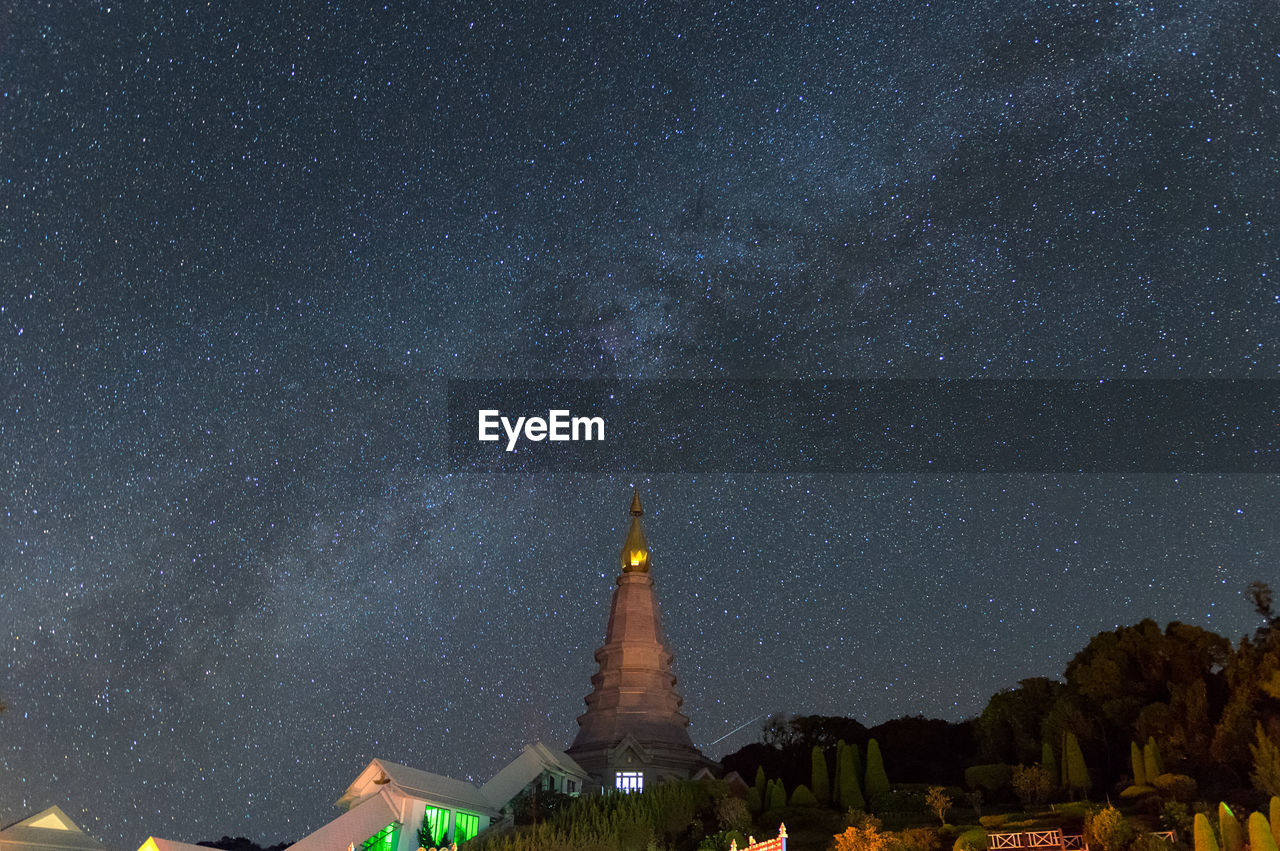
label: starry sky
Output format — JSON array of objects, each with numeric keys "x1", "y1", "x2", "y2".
[{"x1": 2, "y1": 0, "x2": 1278, "y2": 847}]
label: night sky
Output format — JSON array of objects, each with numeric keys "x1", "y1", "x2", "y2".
[{"x1": 2, "y1": 0, "x2": 1278, "y2": 847}]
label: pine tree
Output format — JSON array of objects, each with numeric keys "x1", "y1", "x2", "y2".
[
  {"x1": 1144, "y1": 737, "x2": 1164, "y2": 781},
  {"x1": 755, "y1": 765, "x2": 767, "y2": 795},
  {"x1": 1252, "y1": 723, "x2": 1280, "y2": 796},
  {"x1": 865, "y1": 738, "x2": 890, "y2": 806},
  {"x1": 1042, "y1": 740, "x2": 1058, "y2": 786},
  {"x1": 851, "y1": 741, "x2": 864, "y2": 785},
  {"x1": 768, "y1": 778, "x2": 787, "y2": 811},
  {"x1": 837, "y1": 739, "x2": 866, "y2": 812},
  {"x1": 1220, "y1": 802, "x2": 1245, "y2": 851},
  {"x1": 1064, "y1": 732, "x2": 1091, "y2": 797},
  {"x1": 1194, "y1": 813, "x2": 1219, "y2": 851},
  {"x1": 1131, "y1": 741, "x2": 1148, "y2": 786},
  {"x1": 833, "y1": 740, "x2": 847, "y2": 806},
  {"x1": 812, "y1": 745, "x2": 831, "y2": 805},
  {"x1": 1250, "y1": 812, "x2": 1279, "y2": 851}
]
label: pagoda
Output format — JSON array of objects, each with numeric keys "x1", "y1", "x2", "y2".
[{"x1": 566, "y1": 491, "x2": 716, "y2": 791}]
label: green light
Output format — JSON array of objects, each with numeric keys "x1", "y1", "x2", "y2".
[
  {"x1": 359, "y1": 822, "x2": 400, "y2": 851},
  {"x1": 422, "y1": 806, "x2": 449, "y2": 846},
  {"x1": 454, "y1": 812, "x2": 480, "y2": 843}
]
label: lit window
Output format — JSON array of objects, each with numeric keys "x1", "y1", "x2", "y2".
[
  {"x1": 615, "y1": 771, "x2": 643, "y2": 793},
  {"x1": 454, "y1": 812, "x2": 480, "y2": 843},
  {"x1": 360, "y1": 823, "x2": 400, "y2": 851},
  {"x1": 421, "y1": 806, "x2": 449, "y2": 847}
]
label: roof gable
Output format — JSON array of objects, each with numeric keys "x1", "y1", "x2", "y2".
[
  {"x1": 336, "y1": 759, "x2": 496, "y2": 815},
  {"x1": 9, "y1": 809, "x2": 80, "y2": 834}
]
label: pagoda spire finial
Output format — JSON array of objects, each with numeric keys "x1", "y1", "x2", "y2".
[{"x1": 621, "y1": 490, "x2": 650, "y2": 572}]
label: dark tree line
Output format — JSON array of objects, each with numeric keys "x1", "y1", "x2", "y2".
[{"x1": 724, "y1": 583, "x2": 1280, "y2": 806}]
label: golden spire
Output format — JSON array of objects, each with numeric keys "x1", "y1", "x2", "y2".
[{"x1": 621, "y1": 489, "x2": 649, "y2": 572}]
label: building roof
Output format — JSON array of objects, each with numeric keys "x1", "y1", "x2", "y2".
[
  {"x1": 0, "y1": 806, "x2": 109, "y2": 851},
  {"x1": 287, "y1": 791, "x2": 399, "y2": 851},
  {"x1": 335, "y1": 759, "x2": 497, "y2": 816},
  {"x1": 137, "y1": 838, "x2": 213, "y2": 851},
  {"x1": 479, "y1": 743, "x2": 589, "y2": 810}
]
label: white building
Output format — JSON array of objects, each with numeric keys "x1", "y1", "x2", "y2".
[{"x1": 0, "y1": 806, "x2": 111, "y2": 851}]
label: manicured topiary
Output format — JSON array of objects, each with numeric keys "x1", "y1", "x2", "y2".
[
  {"x1": 1144, "y1": 737, "x2": 1164, "y2": 781},
  {"x1": 954, "y1": 828, "x2": 987, "y2": 851},
  {"x1": 964, "y1": 764, "x2": 1014, "y2": 794},
  {"x1": 865, "y1": 739, "x2": 890, "y2": 805},
  {"x1": 1042, "y1": 740, "x2": 1058, "y2": 785},
  {"x1": 1250, "y1": 811, "x2": 1279, "y2": 851},
  {"x1": 1194, "y1": 812, "x2": 1219, "y2": 851},
  {"x1": 839, "y1": 740, "x2": 866, "y2": 811},
  {"x1": 1131, "y1": 741, "x2": 1148, "y2": 786},
  {"x1": 768, "y1": 778, "x2": 787, "y2": 811},
  {"x1": 1064, "y1": 732, "x2": 1091, "y2": 797},
  {"x1": 791, "y1": 783, "x2": 819, "y2": 808},
  {"x1": 1220, "y1": 803, "x2": 1244, "y2": 851},
  {"x1": 812, "y1": 745, "x2": 831, "y2": 804}
]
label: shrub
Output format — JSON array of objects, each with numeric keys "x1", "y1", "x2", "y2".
[
  {"x1": 1132, "y1": 833, "x2": 1177, "y2": 851},
  {"x1": 953, "y1": 828, "x2": 987, "y2": 851},
  {"x1": 792, "y1": 785, "x2": 820, "y2": 808},
  {"x1": 1121, "y1": 786, "x2": 1158, "y2": 799},
  {"x1": 1159, "y1": 801, "x2": 1193, "y2": 836},
  {"x1": 889, "y1": 828, "x2": 941, "y2": 851},
  {"x1": 1152, "y1": 775, "x2": 1198, "y2": 803},
  {"x1": 1085, "y1": 805, "x2": 1136, "y2": 851},
  {"x1": 834, "y1": 818, "x2": 890, "y2": 851},
  {"x1": 965, "y1": 765, "x2": 1015, "y2": 795},
  {"x1": 1194, "y1": 812, "x2": 1220, "y2": 851},
  {"x1": 1249, "y1": 812, "x2": 1279, "y2": 851}
]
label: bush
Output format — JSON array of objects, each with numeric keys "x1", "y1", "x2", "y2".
[
  {"x1": 1132, "y1": 834, "x2": 1178, "y2": 851},
  {"x1": 1086, "y1": 806, "x2": 1137, "y2": 851},
  {"x1": 889, "y1": 828, "x2": 942, "y2": 851},
  {"x1": 978, "y1": 816, "x2": 1008, "y2": 830},
  {"x1": 792, "y1": 785, "x2": 820, "y2": 808},
  {"x1": 1122, "y1": 786, "x2": 1158, "y2": 799},
  {"x1": 1159, "y1": 801, "x2": 1192, "y2": 836},
  {"x1": 965, "y1": 765, "x2": 1015, "y2": 795},
  {"x1": 1151, "y1": 774, "x2": 1198, "y2": 803},
  {"x1": 953, "y1": 828, "x2": 987, "y2": 851}
]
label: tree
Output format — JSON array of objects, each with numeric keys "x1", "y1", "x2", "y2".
[
  {"x1": 813, "y1": 746, "x2": 831, "y2": 805},
  {"x1": 1194, "y1": 813, "x2": 1220, "y2": 851},
  {"x1": 832, "y1": 815, "x2": 888, "y2": 851},
  {"x1": 976, "y1": 678, "x2": 1066, "y2": 764},
  {"x1": 1063, "y1": 731, "x2": 1091, "y2": 797},
  {"x1": 1253, "y1": 723, "x2": 1280, "y2": 796},
  {"x1": 837, "y1": 740, "x2": 866, "y2": 812},
  {"x1": 865, "y1": 739, "x2": 890, "y2": 805},
  {"x1": 1041, "y1": 740, "x2": 1058, "y2": 786},
  {"x1": 1220, "y1": 803, "x2": 1245, "y2": 851},
  {"x1": 768, "y1": 778, "x2": 787, "y2": 811},
  {"x1": 1249, "y1": 812, "x2": 1279, "y2": 851},
  {"x1": 925, "y1": 786, "x2": 952, "y2": 825},
  {"x1": 1144, "y1": 737, "x2": 1164, "y2": 780},
  {"x1": 1085, "y1": 806, "x2": 1136, "y2": 851},
  {"x1": 1012, "y1": 764, "x2": 1052, "y2": 808},
  {"x1": 1131, "y1": 741, "x2": 1148, "y2": 786},
  {"x1": 792, "y1": 784, "x2": 819, "y2": 807}
]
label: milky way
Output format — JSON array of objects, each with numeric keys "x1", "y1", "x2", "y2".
[{"x1": 2, "y1": 0, "x2": 1277, "y2": 846}]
